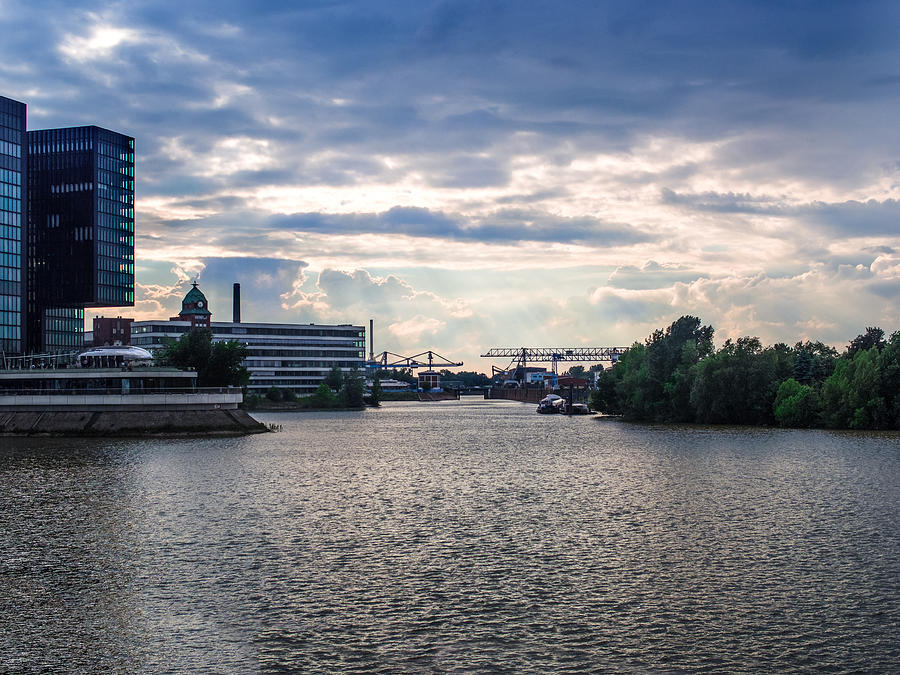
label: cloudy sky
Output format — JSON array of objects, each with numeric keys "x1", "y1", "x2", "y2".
[{"x1": 3, "y1": 0, "x2": 900, "y2": 369}]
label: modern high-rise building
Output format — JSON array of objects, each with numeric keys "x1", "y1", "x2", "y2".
[
  {"x1": 0, "y1": 94, "x2": 134, "y2": 356},
  {"x1": 26, "y1": 125, "x2": 135, "y2": 353},
  {"x1": 0, "y1": 96, "x2": 25, "y2": 356}
]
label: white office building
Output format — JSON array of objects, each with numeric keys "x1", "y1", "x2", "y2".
[{"x1": 130, "y1": 284, "x2": 365, "y2": 395}]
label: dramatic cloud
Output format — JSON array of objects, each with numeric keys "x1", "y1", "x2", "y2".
[{"x1": 5, "y1": 0, "x2": 900, "y2": 367}]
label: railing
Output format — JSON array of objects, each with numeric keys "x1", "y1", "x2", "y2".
[{"x1": 0, "y1": 387, "x2": 241, "y2": 397}]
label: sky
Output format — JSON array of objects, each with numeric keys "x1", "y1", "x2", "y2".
[{"x1": 3, "y1": 0, "x2": 900, "y2": 370}]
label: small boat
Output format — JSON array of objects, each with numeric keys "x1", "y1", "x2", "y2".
[
  {"x1": 537, "y1": 394, "x2": 562, "y2": 414},
  {"x1": 569, "y1": 402, "x2": 592, "y2": 415}
]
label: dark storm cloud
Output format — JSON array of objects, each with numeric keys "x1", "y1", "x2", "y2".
[
  {"x1": 268, "y1": 207, "x2": 649, "y2": 246},
  {"x1": 4, "y1": 0, "x2": 900, "y2": 263},
  {"x1": 663, "y1": 189, "x2": 900, "y2": 237},
  {"x1": 4, "y1": 0, "x2": 898, "y2": 189}
]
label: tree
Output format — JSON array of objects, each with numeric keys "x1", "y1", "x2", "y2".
[
  {"x1": 204, "y1": 340, "x2": 250, "y2": 387},
  {"x1": 793, "y1": 349, "x2": 815, "y2": 386},
  {"x1": 821, "y1": 347, "x2": 888, "y2": 429},
  {"x1": 566, "y1": 365, "x2": 587, "y2": 379},
  {"x1": 691, "y1": 337, "x2": 790, "y2": 425},
  {"x1": 309, "y1": 382, "x2": 337, "y2": 407},
  {"x1": 793, "y1": 341, "x2": 838, "y2": 382},
  {"x1": 340, "y1": 366, "x2": 365, "y2": 407},
  {"x1": 157, "y1": 328, "x2": 248, "y2": 388},
  {"x1": 848, "y1": 327, "x2": 885, "y2": 358},
  {"x1": 614, "y1": 315, "x2": 714, "y2": 422},
  {"x1": 773, "y1": 378, "x2": 819, "y2": 427},
  {"x1": 370, "y1": 373, "x2": 383, "y2": 407},
  {"x1": 325, "y1": 364, "x2": 344, "y2": 390}
]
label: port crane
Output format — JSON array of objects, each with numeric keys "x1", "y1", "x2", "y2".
[
  {"x1": 481, "y1": 346, "x2": 629, "y2": 375},
  {"x1": 367, "y1": 350, "x2": 463, "y2": 370}
]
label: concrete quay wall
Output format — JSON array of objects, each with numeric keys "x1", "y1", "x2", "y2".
[{"x1": 0, "y1": 409, "x2": 267, "y2": 437}]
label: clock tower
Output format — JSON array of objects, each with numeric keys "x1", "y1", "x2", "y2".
[{"x1": 171, "y1": 281, "x2": 212, "y2": 329}]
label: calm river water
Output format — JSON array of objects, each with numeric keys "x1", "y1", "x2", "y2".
[{"x1": 1, "y1": 398, "x2": 898, "y2": 673}]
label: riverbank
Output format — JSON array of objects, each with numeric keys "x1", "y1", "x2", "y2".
[{"x1": 0, "y1": 409, "x2": 268, "y2": 437}]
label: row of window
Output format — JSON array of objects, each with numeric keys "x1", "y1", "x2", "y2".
[
  {"x1": 0, "y1": 212, "x2": 20, "y2": 227},
  {"x1": 98, "y1": 270, "x2": 133, "y2": 285},
  {"x1": 0, "y1": 294, "x2": 20, "y2": 311},
  {"x1": 98, "y1": 213, "x2": 134, "y2": 233},
  {"x1": 98, "y1": 242, "x2": 132, "y2": 259},
  {"x1": 72, "y1": 226, "x2": 92, "y2": 241},
  {"x1": 0, "y1": 337, "x2": 20, "y2": 352},
  {"x1": 42, "y1": 317, "x2": 83, "y2": 332},
  {"x1": 0, "y1": 324, "x2": 20, "y2": 339},
  {"x1": 132, "y1": 324, "x2": 363, "y2": 339},
  {"x1": 0, "y1": 154, "x2": 20, "y2": 173},
  {"x1": 247, "y1": 381, "x2": 337, "y2": 389},
  {"x1": 98, "y1": 155, "x2": 133, "y2": 175},
  {"x1": 0, "y1": 169, "x2": 20, "y2": 186},
  {"x1": 215, "y1": 327, "x2": 364, "y2": 338},
  {"x1": 97, "y1": 143, "x2": 132, "y2": 162},
  {"x1": 98, "y1": 198, "x2": 133, "y2": 218},
  {"x1": 0, "y1": 265, "x2": 20, "y2": 281},
  {"x1": 98, "y1": 256, "x2": 134, "y2": 274},
  {"x1": 96, "y1": 287, "x2": 134, "y2": 304},
  {"x1": 0, "y1": 140, "x2": 21, "y2": 158},
  {"x1": 98, "y1": 230, "x2": 133, "y2": 246},
  {"x1": 1, "y1": 197, "x2": 20, "y2": 212},
  {"x1": 0, "y1": 280, "x2": 20, "y2": 296},
  {"x1": 0, "y1": 126, "x2": 21, "y2": 144},
  {"x1": 0, "y1": 183, "x2": 20, "y2": 198},
  {"x1": 0, "y1": 310, "x2": 20, "y2": 326},
  {"x1": 50, "y1": 182, "x2": 90, "y2": 194},
  {"x1": 99, "y1": 171, "x2": 133, "y2": 191},
  {"x1": 0, "y1": 237, "x2": 20, "y2": 254},
  {"x1": 0, "y1": 113, "x2": 24, "y2": 129}
]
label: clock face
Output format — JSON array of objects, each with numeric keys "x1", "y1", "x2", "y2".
[{"x1": 197, "y1": 300, "x2": 204, "y2": 308}]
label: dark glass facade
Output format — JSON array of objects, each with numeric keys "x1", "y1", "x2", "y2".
[
  {"x1": 26, "y1": 125, "x2": 134, "y2": 353},
  {"x1": 0, "y1": 96, "x2": 25, "y2": 355}
]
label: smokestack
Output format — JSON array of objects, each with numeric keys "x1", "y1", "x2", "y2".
[
  {"x1": 369, "y1": 319, "x2": 374, "y2": 361},
  {"x1": 233, "y1": 283, "x2": 241, "y2": 323}
]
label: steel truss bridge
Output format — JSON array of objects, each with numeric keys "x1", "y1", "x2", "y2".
[{"x1": 481, "y1": 347, "x2": 630, "y2": 374}]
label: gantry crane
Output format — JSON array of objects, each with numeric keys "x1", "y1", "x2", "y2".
[
  {"x1": 368, "y1": 350, "x2": 463, "y2": 370},
  {"x1": 481, "y1": 346, "x2": 629, "y2": 375}
]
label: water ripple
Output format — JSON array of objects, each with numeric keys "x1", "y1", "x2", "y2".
[{"x1": 1, "y1": 401, "x2": 898, "y2": 673}]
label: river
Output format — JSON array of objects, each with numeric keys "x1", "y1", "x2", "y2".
[{"x1": 1, "y1": 398, "x2": 898, "y2": 673}]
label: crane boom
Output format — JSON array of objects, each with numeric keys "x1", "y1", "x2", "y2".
[
  {"x1": 481, "y1": 346, "x2": 629, "y2": 374},
  {"x1": 368, "y1": 350, "x2": 463, "y2": 369},
  {"x1": 481, "y1": 347, "x2": 628, "y2": 361}
]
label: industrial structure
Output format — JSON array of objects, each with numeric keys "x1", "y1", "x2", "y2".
[{"x1": 481, "y1": 346, "x2": 630, "y2": 376}]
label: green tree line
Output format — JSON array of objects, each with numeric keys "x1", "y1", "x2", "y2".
[{"x1": 591, "y1": 317, "x2": 900, "y2": 430}]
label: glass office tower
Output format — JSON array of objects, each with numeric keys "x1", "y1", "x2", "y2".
[
  {"x1": 26, "y1": 126, "x2": 134, "y2": 352},
  {"x1": 0, "y1": 96, "x2": 25, "y2": 356}
]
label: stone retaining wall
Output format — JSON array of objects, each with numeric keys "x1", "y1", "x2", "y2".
[{"x1": 0, "y1": 409, "x2": 267, "y2": 436}]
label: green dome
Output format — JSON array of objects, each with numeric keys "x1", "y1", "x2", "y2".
[{"x1": 180, "y1": 282, "x2": 211, "y2": 316}]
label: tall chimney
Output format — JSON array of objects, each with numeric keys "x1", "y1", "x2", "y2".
[
  {"x1": 233, "y1": 283, "x2": 241, "y2": 323},
  {"x1": 369, "y1": 319, "x2": 374, "y2": 361}
]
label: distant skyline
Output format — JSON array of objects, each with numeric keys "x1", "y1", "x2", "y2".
[{"x1": 4, "y1": 1, "x2": 900, "y2": 368}]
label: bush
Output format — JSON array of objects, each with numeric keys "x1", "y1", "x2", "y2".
[{"x1": 265, "y1": 386, "x2": 283, "y2": 402}]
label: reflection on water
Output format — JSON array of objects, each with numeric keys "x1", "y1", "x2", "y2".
[{"x1": 1, "y1": 399, "x2": 898, "y2": 672}]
